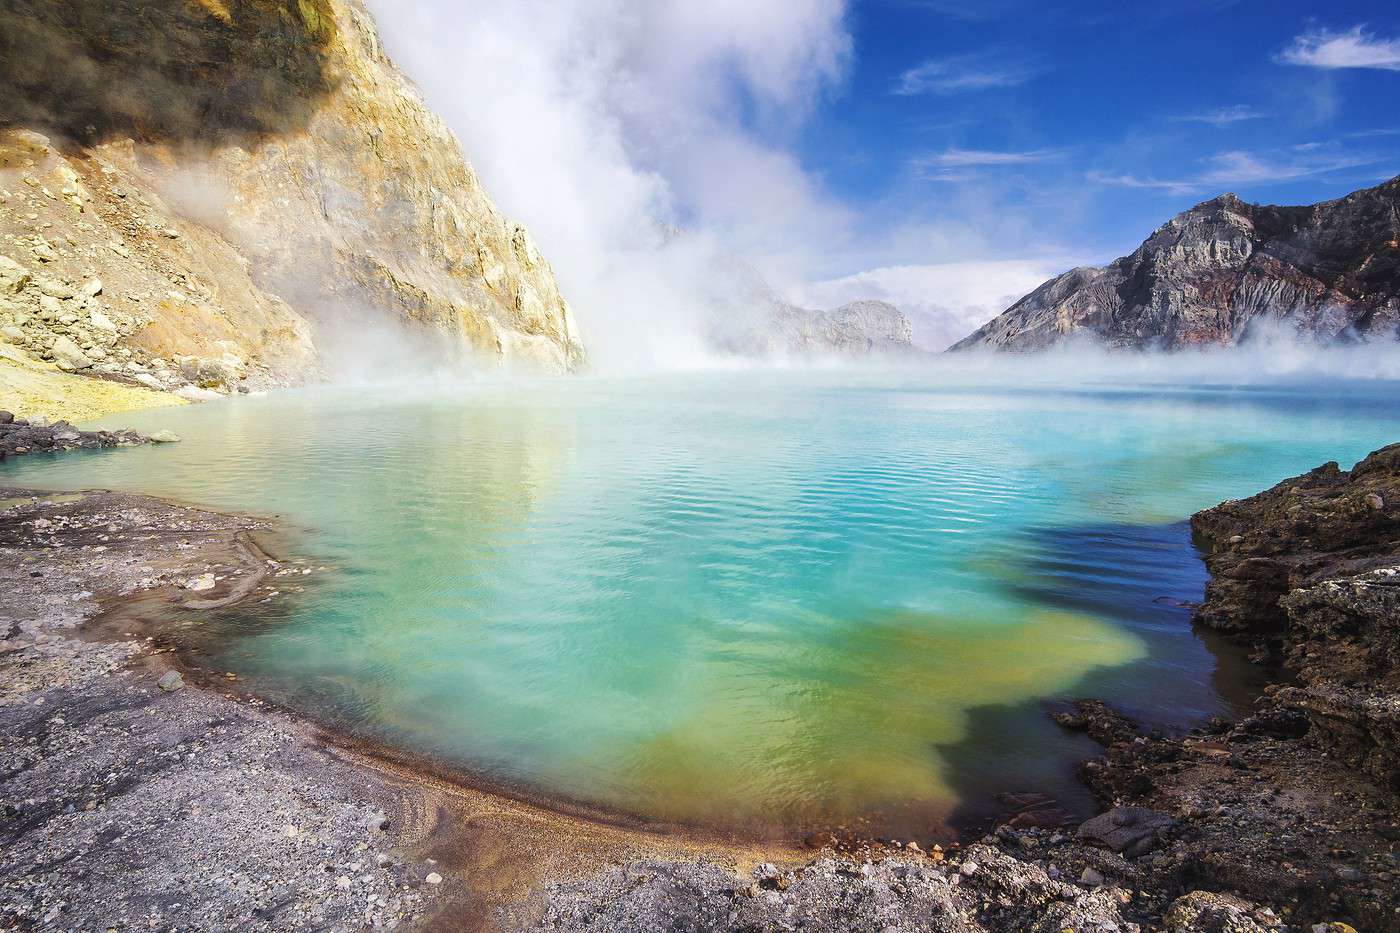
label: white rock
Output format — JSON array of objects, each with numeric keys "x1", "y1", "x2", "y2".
[
  {"x1": 81, "y1": 278, "x2": 103, "y2": 297},
  {"x1": 425, "y1": 872, "x2": 443, "y2": 885},
  {"x1": 149, "y1": 429, "x2": 182, "y2": 443},
  {"x1": 89, "y1": 309, "x2": 118, "y2": 331},
  {"x1": 174, "y1": 385, "x2": 223, "y2": 402},
  {"x1": 50, "y1": 335, "x2": 92, "y2": 371},
  {"x1": 186, "y1": 573, "x2": 216, "y2": 592}
]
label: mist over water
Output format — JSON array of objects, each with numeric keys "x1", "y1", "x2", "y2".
[{"x1": 8, "y1": 370, "x2": 1399, "y2": 836}]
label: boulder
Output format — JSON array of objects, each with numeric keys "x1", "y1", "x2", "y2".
[
  {"x1": 1164, "y1": 891, "x2": 1270, "y2": 932},
  {"x1": 1077, "y1": 806, "x2": 1175, "y2": 856},
  {"x1": 50, "y1": 335, "x2": 93, "y2": 371},
  {"x1": 0, "y1": 255, "x2": 30, "y2": 295}
]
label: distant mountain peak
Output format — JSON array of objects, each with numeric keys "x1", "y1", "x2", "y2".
[{"x1": 950, "y1": 176, "x2": 1400, "y2": 353}]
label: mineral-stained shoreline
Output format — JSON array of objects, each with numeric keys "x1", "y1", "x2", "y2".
[{"x1": 4, "y1": 445, "x2": 1400, "y2": 932}]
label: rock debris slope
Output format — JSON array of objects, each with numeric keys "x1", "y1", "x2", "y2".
[
  {"x1": 952, "y1": 176, "x2": 1400, "y2": 351},
  {"x1": 0, "y1": 0, "x2": 583, "y2": 408}
]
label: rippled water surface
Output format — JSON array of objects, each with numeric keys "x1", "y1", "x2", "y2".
[{"x1": 7, "y1": 372, "x2": 1399, "y2": 836}]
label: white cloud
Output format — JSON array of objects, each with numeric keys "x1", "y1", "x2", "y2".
[
  {"x1": 894, "y1": 53, "x2": 1037, "y2": 95},
  {"x1": 797, "y1": 259, "x2": 1073, "y2": 350},
  {"x1": 1171, "y1": 104, "x2": 1266, "y2": 127},
  {"x1": 912, "y1": 147, "x2": 1066, "y2": 182},
  {"x1": 1088, "y1": 147, "x2": 1389, "y2": 196},
  {"x1": 921, "y1": 148, "x2": 1065, "y2": 167},
  {"x1": 1278, "y1": 25, "x2": 1400, "y2": 71}
]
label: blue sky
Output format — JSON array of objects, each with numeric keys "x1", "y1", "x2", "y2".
[{"x1": 800, "y1": 1, "x2": 1400, "y2": 258}]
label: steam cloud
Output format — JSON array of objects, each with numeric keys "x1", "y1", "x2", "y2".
[{"x1": 364, "y1": 0, "x2": 866, "y2": 371}]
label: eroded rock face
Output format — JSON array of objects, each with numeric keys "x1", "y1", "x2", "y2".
[
  {"x1": 0, "y1": 0, "x2": 584, "y2": 389},
  {"x1": 1191, "y1": 443, "x2": 1400, "y2": 787},
  {"x1": 951, "y1": 178, "x2": 1400, "y2": 352}
]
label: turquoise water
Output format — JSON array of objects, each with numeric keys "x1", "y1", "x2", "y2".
[{"x1": 6, "y1": 372, "x2": 1399, "y2": 837}]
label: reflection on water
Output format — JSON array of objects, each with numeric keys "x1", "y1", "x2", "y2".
[{"x1": 4, "y1": 372, "x2": 1397, "y2": 837}]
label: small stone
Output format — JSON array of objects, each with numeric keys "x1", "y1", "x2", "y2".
[
  {"x1": 425, "y1": 872, "x2": 442, "y2": 885},
  {"x1": 753, "y1": 862, "x2": 781, "y2": 887},
  {"x1": 150, "y1": 430, "x2": 182, "y2": 443},
  {"x1": 82, "y1": 278, "x2": 103, "y2": 297},
  {"x1": 157, "y1": 670, "x2": 184, "y2": 692},
  {"x1": 0, "y1": 411, "x2": 12, "y2": 424},
  {"x1": 336, "y1": 876, "x2": 352, "y2": 889},
  {"x1": 1366, "y1": 493, "x2": 1385, "y2": 510},
  {"x1": 186, "y1": 573, "x2": 216, "y2": 592},
  {"x1": 1080, "y1": 867, "x2": 1105, "y2": 886},
  {"x1": 959, "y1": 861, "x2": 979, "y2": 876}
]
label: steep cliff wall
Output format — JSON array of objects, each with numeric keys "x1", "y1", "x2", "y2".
[
  {"x1": 951, "y1": 177, "x2": 1400, "y2": 352},
  {"x1": 0, "y1": 0, "x2": 583, "y2": 408}
]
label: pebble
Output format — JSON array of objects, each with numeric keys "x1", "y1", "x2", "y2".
[
  {"x1": 425, "y1": 872, "x2": 443, "y2": 885},
  {"x1": 1081, "y1": 867, "x2": 1105, "y2": 886},
  {"x1": 157, "y1": 670, "x2": 184, "y2": 692}
]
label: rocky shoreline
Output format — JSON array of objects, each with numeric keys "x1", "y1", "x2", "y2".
[
  {"x1": 3, "y1": 445, "x2": 1399, "y2": 931},
  {"x1": 0, "y1": 408, "x2": 175, "y2": 459}
]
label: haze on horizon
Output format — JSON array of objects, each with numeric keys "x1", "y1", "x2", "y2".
[{"x1": 367, "y1": 0, "x2": 1399, "y2": 366}]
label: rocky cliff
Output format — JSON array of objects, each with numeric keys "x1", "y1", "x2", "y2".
[
  {"x1": 951, "y1": 176, "x2": 1400, "y2": 352},
  {"x1": 0, "y1": 0, "x2": 583, "y2": 407}
]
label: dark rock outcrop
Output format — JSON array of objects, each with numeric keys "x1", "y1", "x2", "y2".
[
  {"x1": 951, "y1": 177, "x2": 1400, "y2": 351},
  {"x1": 0, "y1": 411, "x2": 148, "y2": 459},
  {"x1": 1191, "y1": 443, "x2": 1400, "y2": 787}
]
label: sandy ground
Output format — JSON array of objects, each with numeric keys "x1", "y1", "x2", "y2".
[{"x1": 0, "y1": 345, "x2": 184, "y2": 423}]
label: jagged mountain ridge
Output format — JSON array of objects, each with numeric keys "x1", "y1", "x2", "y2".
[
  {"x1": 950, "y1": 176, "x2": 1400, "y2": 352},
  {"x1": 0, "y1": 0, "x2": 583, "y2": 404},
  {"x1": 705, "y1": 257, "x2": 916, "y2": 358}
]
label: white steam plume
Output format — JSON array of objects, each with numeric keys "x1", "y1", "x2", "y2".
[{"x1": 364, "y1": 0, "x2": 853, "y2": 372}]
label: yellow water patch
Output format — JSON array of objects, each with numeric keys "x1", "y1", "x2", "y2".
[
  {"x1": 0, "y1": 345, "x2": 185, "y2": 424},
  {"x1": 579, "y1": 608, "x2": 1145, "y2": 830}
]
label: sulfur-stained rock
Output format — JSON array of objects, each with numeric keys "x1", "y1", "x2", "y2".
[{"x1": 50, "y1": 335, "x2": 92, "y2": 371}]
